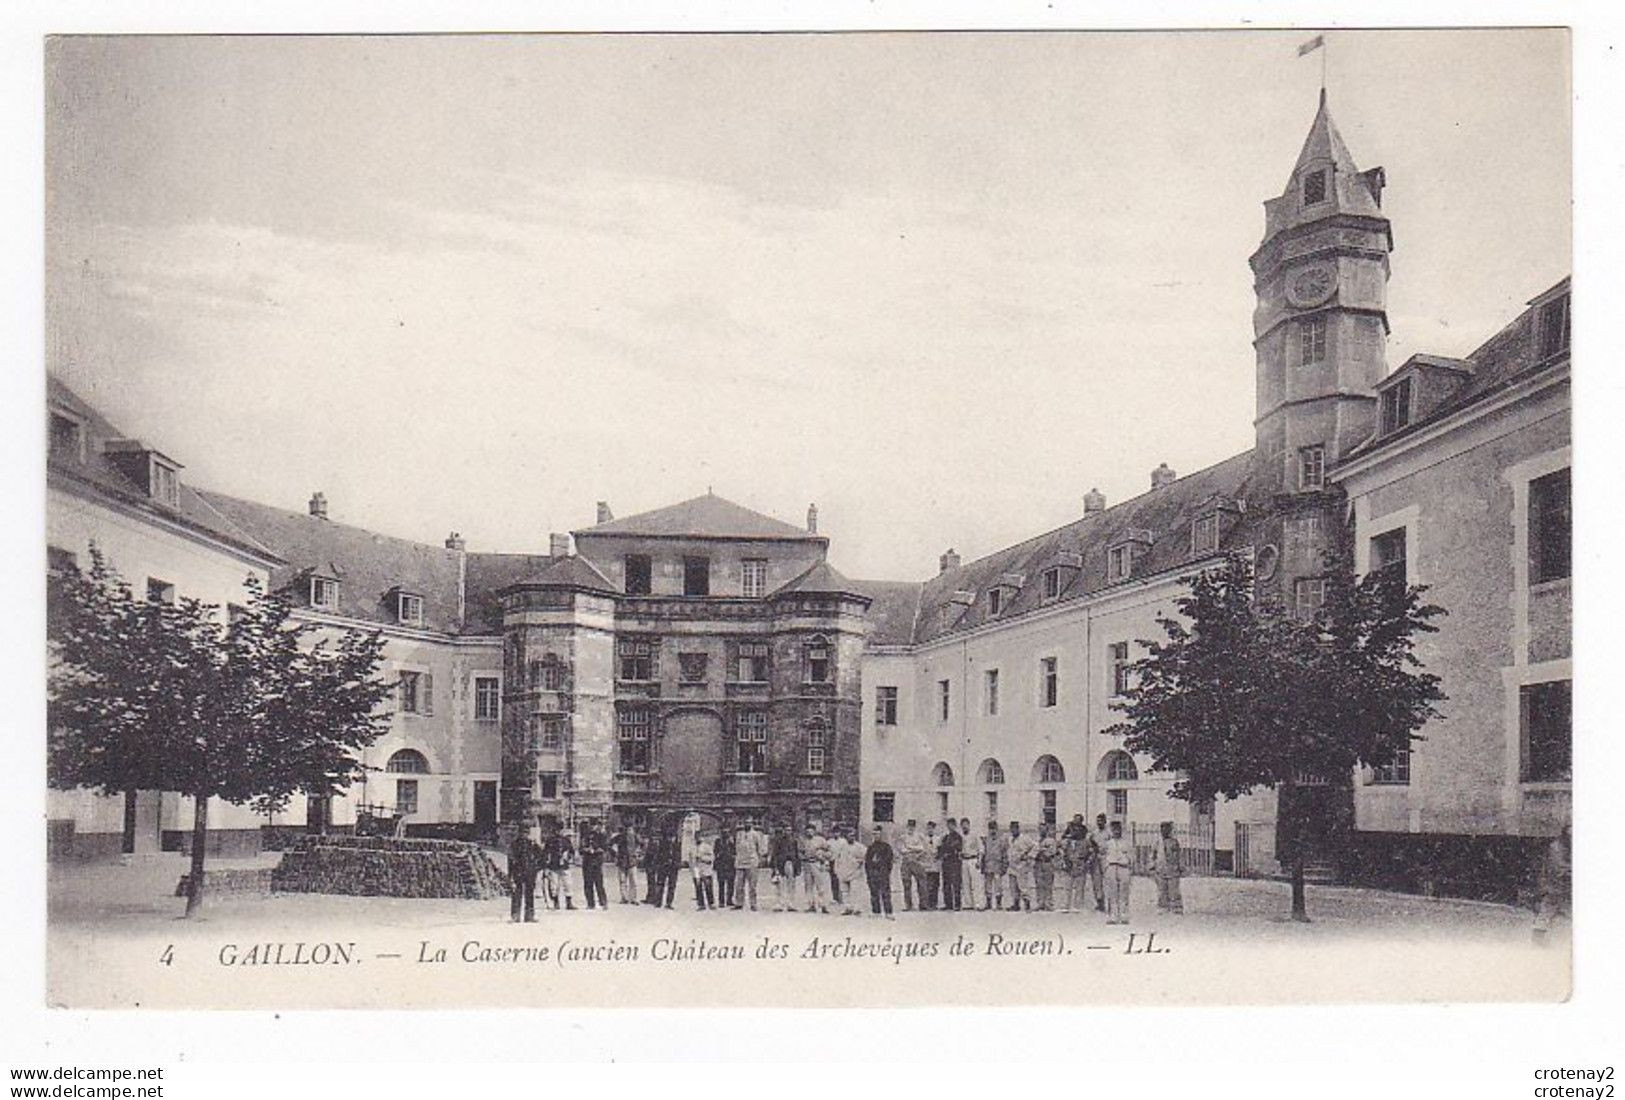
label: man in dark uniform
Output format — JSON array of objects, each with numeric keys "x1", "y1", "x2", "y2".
[
  {"x1": 507, "y1": 825, "x2": 542, "y2": 923},
  {"x1": 655, "y1": 828, "x2": 681, "y2": 908},
  {"x1": 642, "y1": 828, "x2": 664, "y2": 905},
  {"x1": 864, "y1": 826, "x2": 895, "y2": 919},
  {"x1": 713, "y1": 817, "x2": 737, "y2": 910},
  {"x1": 579, "y1": 823, "x2": 609, "y2": 910},
  {"x1": 939, "y1": 818, "x2": 965, "y2": 911}
]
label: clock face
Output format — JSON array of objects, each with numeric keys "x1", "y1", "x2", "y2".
[{"x1": 1287, "y1": 264, "x2": 1336, "y2": 308}]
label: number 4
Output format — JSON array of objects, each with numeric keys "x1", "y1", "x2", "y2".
[{"x1": 159, "y1": 945, "x2": 174, "y2": 967}]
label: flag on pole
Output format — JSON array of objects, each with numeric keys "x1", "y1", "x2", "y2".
[{"x1": 1298, "y1": 34, "x2": 1325, "y2": 57}]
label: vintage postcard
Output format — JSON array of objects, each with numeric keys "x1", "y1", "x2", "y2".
[{"x1": 42, "y1": 28, "x2": 1571, "y2": 1010}]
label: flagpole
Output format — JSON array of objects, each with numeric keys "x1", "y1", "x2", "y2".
[{"x1": 1322, "y1": 32, "x2": 1328, "y2": 94}]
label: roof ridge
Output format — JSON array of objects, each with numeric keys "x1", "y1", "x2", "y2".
[{"x1": 198, "y1": 488, "x2": 458, "y2": 556}]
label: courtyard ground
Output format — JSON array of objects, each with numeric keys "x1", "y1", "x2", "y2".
[{"x1": 44, "y1": 851, "x2": 1570, "y2": 1009}]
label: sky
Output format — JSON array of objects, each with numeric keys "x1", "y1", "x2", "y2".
[{"x1": 44, "y1": 30, "x2": 1570, "y2": 580}]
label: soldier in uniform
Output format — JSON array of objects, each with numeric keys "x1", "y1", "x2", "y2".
[
  {"x1": 1007, "y1": 820, "x2": 1037, "y2": 912},
  {"x1": 507, "y1": 825, "x2": 542, "y2": 923},
  {"x1": 1033, "y1": 822, "x2": 1060, "y2": 911},
  {"x1": 980, "y1": 820, "x2": 1008, "y2": 911},
  {"x1": 579, "y1": 823, "x2": 609, "y2": 910}
]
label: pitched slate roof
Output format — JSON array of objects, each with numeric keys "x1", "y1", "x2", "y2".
[
  {"x1": 575, "y1": 492, "x2": 823, "y2": 542},
  {"x1": 849, "y1": 579, "x2": 924, "y2": 647},
  {"x1": 771, "y1": 560, "x2": 871, "y2": 601},
  {"x1": 506, "y1": 554, "x2": 618, "y2": 596},
  {"x1": 47, "y1": 377, "x2": 280, "y2": 566},
  {"x1": 908, "y1": 449, "x2": 1259, "y2": 645},
  {"x1": 1262, "y1": 92, "x2": 1387, "y2": 244},
  {"x1": 463, "y1": 552, "x2": 553, "y2": 634},
  {"x1": 200, "y1": 490, "x2": 466, "y2": 633},
  {"x1": 1344, "y1": 277, "x2": 1570, "y2": 460}
]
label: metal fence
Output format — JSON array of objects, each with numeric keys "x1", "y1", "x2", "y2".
[
  {"x1": 1131, "y1": 822, "x2": 1216, "y2": 876},
  {"x1": 1233, "y1": 821, "x2": 1278, "y2": 878}
]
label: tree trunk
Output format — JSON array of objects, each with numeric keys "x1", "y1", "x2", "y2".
[
  {"x1": 184, "y1": 795, "x2": 208, "y2": 918},
  {"x1": 1281, "y1": 777, "x2": 1311, "y2": 922}
]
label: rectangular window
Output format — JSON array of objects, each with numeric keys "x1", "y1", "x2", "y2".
[
  {"x1": 1110, "y1": 642, "x2": 1131, "y2": 697},
  {"x1": 872, "y1": 791, "x2": 896, "y2": 824},
  {"x1": 741, "y1": 558, "x2": 767, "y2": 598},
  {"x1": 539, "y1": 774, "x2": 560, "y2": 800},
  {"x1": 1294, "y1": 577, "x2": 1327, "y2": 620},
  {"x1": 1040, "y1": 790, "x2": 1057, "y2": 828},
  {"x1": 1381, "y1": 378, "x2": 1413, "y2": 434},
  {"x1": 310, "y1": 576, "x2": 338, "y2": 610},
  {"x1": 1300, "y1": 318, "x2": 1327, "y2": 365},
  {"x1": 1109, "y1": 789, "x2": 1128, "y2": 818},
  {"x1": 1302, "y1": 168, "x2": 1326, "y2": 206},
  {"x1": 538, "y1": 717, "x2": 563, "y2": 751},
  {"x1": 394, "y1": 779, "x2": 418, "y2": 817},
  {"x1": 146, "y1": 578, "x2": 176, "y2": 605},
  {"x1": 624, "y1": 554, "x2": 652, "y2": 596},
  {"x1": 1042, "y1": 568, "x2": 1062, "y2": 601},
  {"x1": 678, "y1": 652, "x2": 709, "y2": 684},
  {"x1": 806, "y1": 723, "x2": 828, "y2": 775},
  {"x1": 48, "y1": 413, "x2": 84, "y2": 463},
  {"x1": 1299, "y1": 445, "x2": 1326, "y2": 491},
  {"x1": 618, "y1": 639, "x2": 656, "y2": 682},
  {"x1": 737, "y1": 712, "x2": 768, "y2": 774},
  {"x1": 985, "y1": 790, "x2": 999, "y2": 820},
  {"x1": 1108, "y1": 543, "x2": 1134, "y2": 582},
  {"x1": 397, "y1": 593, "x2": 424, "y2": 626},
  {"x1": 875, "y1": 686, "x2": 899, "y2": 726},
  {"x1": 474, "y1": 676, "x2": 501, "y2": 721},
  {"x1": 1530, "y1": 468, "x2": 1571, "y2": 584},
  {"x1": 617, "y1": 709, "x2": 651, "y2": 773},
  {"x1": 683, "y1": 556, "x2": 711, "y2": 597},
  {"x1": 937, "y1": 790, "x2": 950, "y2": 817},
  {"x1": 1521, "y1": 680, "x2": 1572, "y2": 783},
  {"x1": 1191, "y1": 514, "x2": 1219, "y2": 555},
  {"x1": 541, "y1": 658, "x2": 564, "y2": 691},
  {"x1": 984, "y1": 669, "x2": 1000, "y2": 716},
  {"x1": 736, "y1": 642, "x2": 769, "y2": 683},
  {"x1": 398, "y1": 670, "x2": 433, "y2": 714},
  {"x1": 1040, "y1": 657, "x2": 1058, "y2": 708},
  {"x1": 1370, "y1": 748, "x2": 1411, "y2": 785},
  {"x1": 987, "y1": 588, "x2": 1003, "y2": 616},
  {"x1": 1371, "y1": 528, "x2": 1407, "y2": 583},
  {"x1": 938, "y1": 679, "x2": 951, "y2": 723},
  {"x1": 807, "y1": 642, "x2": 832, "y2": 684},
  {"x1": 1538, "y1": 293, "x2": 1571, "y2": 360}
]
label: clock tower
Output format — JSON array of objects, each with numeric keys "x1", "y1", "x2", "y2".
[{"x1": 1250, "y1": 90, "x2": 1392, "y2": 607}]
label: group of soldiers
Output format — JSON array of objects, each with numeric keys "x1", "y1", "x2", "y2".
[{"x1": 504, "y1": 811, "x2": 1191, "y2": 925}]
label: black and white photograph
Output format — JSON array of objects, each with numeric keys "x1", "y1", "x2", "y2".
[{"x1": 30, "y1": 21, "x2": 1586, "y2": 1025}]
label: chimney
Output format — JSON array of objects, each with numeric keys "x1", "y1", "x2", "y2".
[
  {"x1": 308, "y1": 491, "x2": 328, "y2": 520},
  {"x1": 1083, "y1": 487, "x2": 1106, "y2": 514},
  {"x1": 444, "y1": 532, "x2": 465, "y2": 551},
  {"x1": 806, "y1": 503, "x2": 819, "y2": 534},
  {"x1": 939, "y1": 548, "x2": 961, "y2": 574},
  {"x1": 549, "y1": 532, "x2": 572, "y2": 558},
  {"x1": 1151, "y1": 463, "x2": 1177, "y2": 490},
  {"x1": 595, "y1": 501, "x2": 613, "y2": 524}
]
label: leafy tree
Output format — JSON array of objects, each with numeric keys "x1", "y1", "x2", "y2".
[
  {"x1": 47, "y1": 547, "x2": 394, "y2": 916},
  {"x1": 1106, "y1": 551, "x2": 1445, "y2": 920}
]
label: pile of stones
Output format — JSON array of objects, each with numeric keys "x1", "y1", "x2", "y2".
[{"x1": 271, "y1": 835, "x2": 509, "y2": 900}]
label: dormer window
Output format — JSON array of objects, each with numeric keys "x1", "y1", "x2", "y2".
[
  {"x1": 1380, "y1": 377, "x2": 1413, "y2": 435},
  {"x1": 1538, "y1": 291, "x2": 1571, "y2": 361},
  {"x1": 48, "y1": 412, "x2": 85, "y2": 464},
  {"x1": 150, "y1": 459, "x2": 180, "y2": 507},
  {"x1": 1191, "y1": 513, "x2": 1220, "y2": 556},
  {"x1": 1108, "y1": 544, "x2": 1134, "y2": 582},
  {"x1": 396, "y1": 591, "x2": 425, "y2": 626},
  {"x1": 1302, "y1": 168, "x2": 1327, "y2": 206},
  {"x1": 1041, "y1": 567, "x2": 1062, "y2": 601},
  {"x1": 987, "y1": 588, "x2": 1003, "y2": 616},
  {"x1": 310, "y1": 575, "x2": 339, "y2": 610}
]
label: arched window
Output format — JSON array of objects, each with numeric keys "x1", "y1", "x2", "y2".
[
  {"x1": 977, "y1": 758, "x2": 1005, "y2": 786},
  {"x1": 1097, "y1": 750, "x2": 1138, "y2": 783},
  {"x1": 932, "y1": 761, "x2": 956, "y2": 787},
  {"x1": 385, "y1": 749, "x2": 429, "y2": 774},
  {"x1": 1034, "y1": 755, "x2": 1065, "y2": 785}
]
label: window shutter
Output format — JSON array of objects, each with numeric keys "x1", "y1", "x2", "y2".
[{"x1": 423, "y1": 673, "x2": 434, "y2": 715}]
